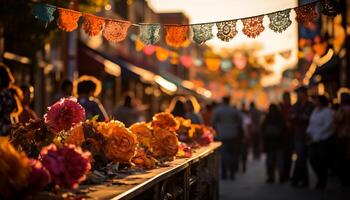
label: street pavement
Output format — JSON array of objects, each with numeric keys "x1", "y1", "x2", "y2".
[{"x1": 219, "y1": 155, "x2": 350, "y2": 200}]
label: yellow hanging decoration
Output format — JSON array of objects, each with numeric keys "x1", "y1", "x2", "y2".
[{"x1": 135, "y1": 38, "x2": 145, "y2": 52}]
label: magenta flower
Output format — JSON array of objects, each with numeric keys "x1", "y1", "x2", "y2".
[
  {"x1": 44, "y1": 97, "x2": 85, "y2": 132},
  {"x1": 27, "y1": 159, "x2": 51, "y2": 193},
  {"x1": 40, "y1": 144, "x2": 91, "y2": 189}
]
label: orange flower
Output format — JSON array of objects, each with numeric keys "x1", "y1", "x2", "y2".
[
  {"x1": 129, "y1": 122, "x2": 153, "y2": 149},
  {"x1": 96, "y1": 121, "x2": 138, "y2": 163},
  {"x1": 131, "y1": 147, "x2": 157, "y2": 169},
  {"x1": 152, "y1": 112, "x2": 179, "y2": 132},
  {"x1": 65, "y1": 124, "x2": 85, "y2": 146},
  {"x1": 151, "y1": 128, "x2": 179, "y2": 159},
  {"x1": 0, "y1": 137, "x2": 31, "y2": 199}
]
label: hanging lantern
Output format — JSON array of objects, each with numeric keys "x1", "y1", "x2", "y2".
[
  {"x1": 180, "y1": 56, "x2": 193, "y2": 68},
  {"x1": 143, "y1": 45, "x2": 156, "y2": 56},
  {"x1": 232, "y1": 52, "x2": 247, "y2": 70}
]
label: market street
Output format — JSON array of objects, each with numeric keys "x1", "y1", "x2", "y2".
[{"x1": 220, "y1": 155, "x2": 350, "y2": 200}]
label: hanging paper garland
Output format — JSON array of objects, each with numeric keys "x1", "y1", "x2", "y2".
[
  {"x1": 205, "y1": 58, "x2": 221, "y2": 71},
  {"x1": 139, "y1": 24, "x2": 161, "y2": 45},
  {"x1": 156, "y1": 47, "x2": 169, "y2": 61},
  {"x1": 294, "y1": 2, "x2": 318, "y2": 25},
  {"x1": 32, "y1": 4, "x2": 56, "y2": 27},
  {"x1": 242, "y1": 16, "x2": 265, "y2": 38},
  {"x1": 180, "y1": 56, "x2": 193, "y2": 68},
  {"x1": 221, "y1": 60, "x2": 232, "y2": 71},
  {"x1": 216, "y1": 20, "x2": 238, "y2": 42},
  {"x1": 57, "y1": 8, "x2": 82, "y2": 32},
  {"x1": 191, "y1": 24, "x2": 214, "y2": 44},
  {"x1": 82, "y1": 14, "x2": 105, "y2": 36},
  {"x1": 320, "y1": 0, "x2": 340, "y2": 17},
  {"x1": 268, "y1": 9, "x2": 292, "y2": 33},
  {"x1": 143, "y1": 45, "x2": 156, "y2": 56},
  {"x1": 164, "y1": 25, "x2": 189, "y2": 48},
  {"x1": 103, "y1": 19, "x2": 131, "y2": 42}
]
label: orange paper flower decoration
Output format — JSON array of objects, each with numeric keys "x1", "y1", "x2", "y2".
[
  {"x1": 57, "y1": 8, "x2": 82, "y2": 32},
  {"x1": 164, "y1": 25, "x2": 189, "y2": 48},
  {"x1": 152, "y1": 112, "x2": 179, "y2": 132},
  {"x1": 152, "y1": 128, "x2": 179, "y2": 158},
  {"x1": 82, "y1": 14, "x2": 105, "y2": 36},
  {"x1": 103, "y1": 19, "x2": 131, "y2": 42},
  {"x1": 96, "y1": 121, "x2": 138, "y2": 163}
]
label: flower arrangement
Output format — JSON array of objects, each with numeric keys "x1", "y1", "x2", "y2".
[
  {"x1": 44, "y1": 97, "x2": 85, "y2": 132},
  {"x1": 5, "y1": 97, "x2": 216, "y2": 198},
  {"x1": 40, "y1": 144, "x2": 91, "y2": 189},
  {"x1": 96, "y1": 120, "x2": 138, "y2": 164}
]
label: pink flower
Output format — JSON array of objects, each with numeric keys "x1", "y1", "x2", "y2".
[
  {"x1": 40, "y1": 144, "x2": 91, "y2": 189},
  {"x1": 44, "y1": 98, "x2": 85, "y2": 132},
  {"x1": 27, "y1": 159, "x2": 51, "y2": 193},
  {"x1": 199, "y1": 127, "x2": 214, "y2": 146}
]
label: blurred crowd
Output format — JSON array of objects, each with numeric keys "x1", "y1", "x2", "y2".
[
  {"x1": 2, "y1": 62, "x2": 350, "y2": 191},
  {"x1": 209, "y1": 86, "x2": 350, "y2": 192}
]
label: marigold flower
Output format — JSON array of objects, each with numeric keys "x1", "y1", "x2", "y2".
[
  {"x1": 152, "y1": 112, "x2": 179, "y2": 132},
  {"x1": 97, "y1": 121, "x2": 138, "y2": 163},
  {"x1": 152, "y1": 128, "x2": 179, "y2": 159},
  {"x1": 0, "y1": 137, "x2": 31, "y2": 199}
]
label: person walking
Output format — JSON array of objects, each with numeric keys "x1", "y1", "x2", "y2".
[
  {"x1": 290, "y1": 86, "x2": 314, "y2": 187},
  {"x1": 212, "y1": 96, "x2": 243, "y2": 180},
  {"x1": 307, "y1": 95, "x2": 333, "y2": 190},
  {"x1": 334, "y1": 90, "x2": 350, "y2": 187},
  {"x1": 249, "y1": 102, "x2": 263, "y2": 160},
  {"x1": 262, "y1": 104, "x2": 287, "y2": 184},
  {"x1": 279, "y1": 91, "x2": 293, "y2": 182},
  {"x1": 53, "y1": 79, "x2": 73, "y2": 102}
]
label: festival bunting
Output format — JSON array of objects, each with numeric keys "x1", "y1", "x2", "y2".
[{"x1": 33, "y1": 1, "x2": 338, "y2": 45}]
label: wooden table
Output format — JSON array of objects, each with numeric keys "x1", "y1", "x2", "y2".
[{"x1": 86, "y1": 142, "x2": 221, "y2": 200}]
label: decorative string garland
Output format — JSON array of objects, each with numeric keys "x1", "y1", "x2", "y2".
[{"x1": 33, "y1": 1, "x2": 338, "y2": 45}]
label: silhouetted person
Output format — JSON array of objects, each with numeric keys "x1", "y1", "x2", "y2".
[
  {"x1": 262, "y1": 104, "x2": 287, "y2": 184},
  {"x1": 290, "y1": 86, "x2": 314, "y2": 187},
  {"x1": 185, "y1": 97, "x2": 203, "y2": 124},
  {"x1": 249, "y1": 102, "x2": 262, "y2": 160},
  {"x1": 0, "y1": 63, "x2": 21, "y2": 135},
  {"x1": 201, "y1": 102, "x2": 214, "y2": 126},
  {"x1": 334, "y1": 91, "x2": 350, "y2": 187},
  {"x1": 53, "y1": 79, "x2": 73, "y2": 102},
  {"x1": 212, "y1": 96, "x2": 243, "y2": 180},
  {"x1": 18, "y1": 84, "x2": 37, "y2": 123},
  {"x1": 307, "y1": 95, "x2": 333, "y2": 190},
  {"x1": 114, "y1": 94, "x2": 140, "y2": 127},
  {"x1": 77, "y1": 79, "x2": 109, "y2": 122},
  {"x1": 170, "y1": 97, "x2": 187, "y2": 118},
  {"x1": 280, "y1": 91, "x2": 293, "y2": 182}
]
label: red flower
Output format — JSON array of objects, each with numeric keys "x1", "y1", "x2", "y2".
[
  {"x1": 27, "y1": 159, "x2": 51, "y2": 193},
  {"x1": 44, "y1": 98, "x2": 85, "y2": 132},
  {"x1": 40, "y1": 144, "x2": 91, "y2": 189}
]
